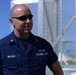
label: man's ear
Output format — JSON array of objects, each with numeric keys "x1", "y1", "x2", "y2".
[{"x1": 9, "y1": 18, "x2": 14, "y2": 27}]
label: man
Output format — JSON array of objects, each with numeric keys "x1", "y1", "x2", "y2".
[{"x1": 0, "y1": 4, "x2": 63, "y2": 75}]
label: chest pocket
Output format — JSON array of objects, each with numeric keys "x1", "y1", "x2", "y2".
[{"x1": 2, "y1": 54, "x2": 22, "y2": 69}]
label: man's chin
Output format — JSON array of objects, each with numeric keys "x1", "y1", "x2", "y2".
[{"x1": 24, "y1": 31, "x2": 30, "y2": 34}]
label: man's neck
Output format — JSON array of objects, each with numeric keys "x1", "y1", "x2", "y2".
[{"x1": 14, "y1": 31, "x2": 30, "y2": 39}]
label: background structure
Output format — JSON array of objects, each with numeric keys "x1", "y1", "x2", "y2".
[{"x1": 38, "y1": 0, "x2": 76, "y2": 75}]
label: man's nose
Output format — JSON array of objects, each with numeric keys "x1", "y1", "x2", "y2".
[{"x1": 25, "y1": 18, "x2": 31, "y2": 23}]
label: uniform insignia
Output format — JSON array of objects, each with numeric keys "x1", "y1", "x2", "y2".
[
  {"x1": 36, "y1": 49, "x2": 48, "y2": 56},
  {"x1": 7, "y1": 55, "x2": 16, "y2": 58},
  {"x1": 10, "y1": 39, "x2": 15, "y2": 44},
  {"x1": 10, "y1": 39, "x2": 14, "y2": 42}
]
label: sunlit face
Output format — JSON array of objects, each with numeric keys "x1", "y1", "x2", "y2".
[{"x1": 10, "y1": 6, "x2": 33, "y2": 36}]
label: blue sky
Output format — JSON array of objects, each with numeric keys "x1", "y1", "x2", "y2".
[
  {"x1": 0, "y1": 0, "x2": 38, "y2": 39},
  {"x1": 0, "y1": 0, "x2": 10, "y2": 39}
]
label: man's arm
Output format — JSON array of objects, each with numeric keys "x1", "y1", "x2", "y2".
[{"x1": 51, "y1": 60, "x2": 64, "y2": 75}]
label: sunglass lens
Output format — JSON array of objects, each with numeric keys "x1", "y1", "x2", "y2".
[
  {"x1": 18, "y1": 16, "x2": 27, "y2": 21},
  {"x1": 19, "y1": 15, "x2": 33, "y2": 21}
]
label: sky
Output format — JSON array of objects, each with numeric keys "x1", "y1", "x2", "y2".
[
  {"x1": 0, "y1": 0, "x2": 38, "y2": 39},
  {"x1": 0, "y1": 0, "x2": 10, "y2": 39}
]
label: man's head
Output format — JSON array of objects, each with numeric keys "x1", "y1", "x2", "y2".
[{"x1": 9, "y1": 4, "x2": 33, "y2": 38}]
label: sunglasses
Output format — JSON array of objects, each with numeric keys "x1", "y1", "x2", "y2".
[{"x1": 12, "y1": 14, "x2": 33, "y2": 21}]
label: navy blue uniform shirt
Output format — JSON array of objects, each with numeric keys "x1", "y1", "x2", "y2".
[{"x1": 0, "y1": 31, "x2": 58, "y2": 75}]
